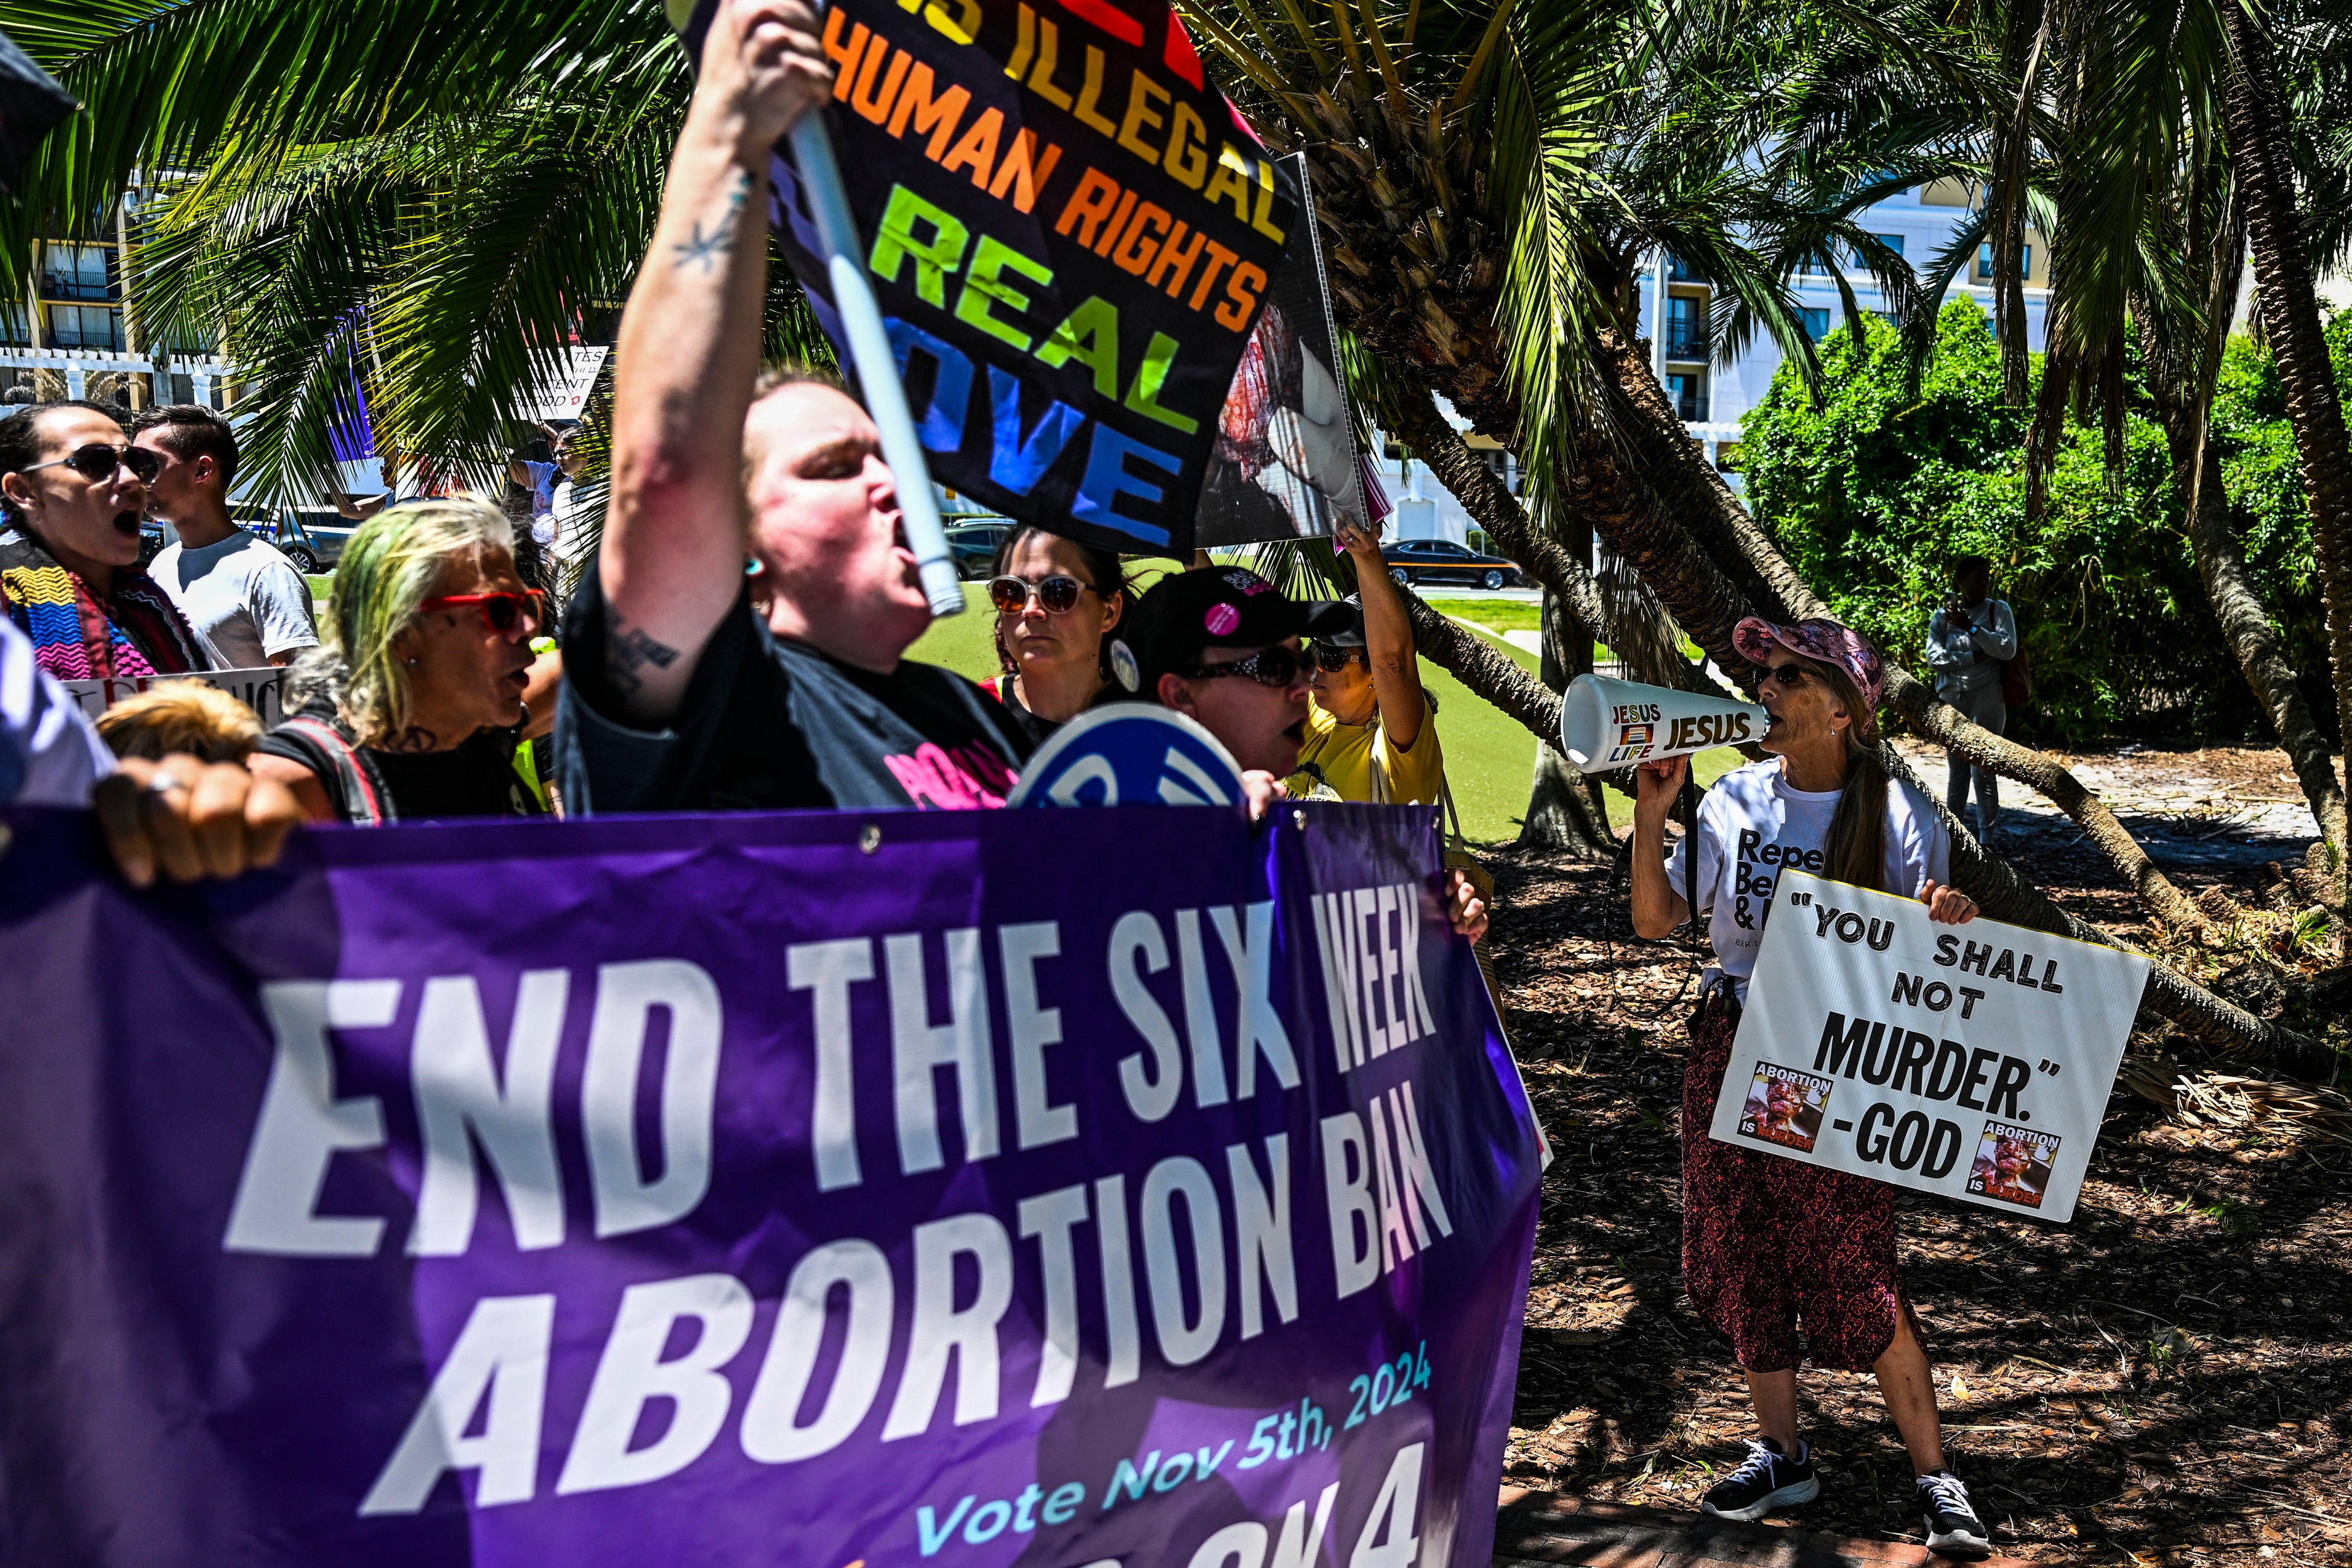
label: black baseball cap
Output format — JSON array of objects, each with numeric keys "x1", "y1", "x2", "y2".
[
  {"x1": 1121, "y1": 567, "x2": 1354, "y2": 692},
  {"x1": 1317, "y1": 594, "x2": 1367, "y2": 649}
]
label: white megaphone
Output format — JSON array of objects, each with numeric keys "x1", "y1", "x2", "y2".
[{"x1": 1558, "y1": 673, "x2": 1768, "y2": 774}]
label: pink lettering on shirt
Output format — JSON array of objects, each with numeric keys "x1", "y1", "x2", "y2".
[{"x1": 884, "y1": 742, "x2": 1011, "y2": 809}]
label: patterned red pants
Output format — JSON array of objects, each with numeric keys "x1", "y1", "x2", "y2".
[{"x1": 1681, "y1": 993, "x2": 1921, "y2": 1373}]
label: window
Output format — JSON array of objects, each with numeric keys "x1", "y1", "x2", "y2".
[
  {"x1": 1853, "y1": 232, "x2": 1905, "y2": 266},
  {"x1": 1665, "y1": 295, "x2": 1705, "y2": 359},
  {"x1": 1666, "y1": 372, "x2": 1708, "y2": 422},
  {"x1": 45, "y1": 304, "x2": 125, "y2": 350},
  {"x1": 39, "y1": 244, "x2": 117, "y2": 303},
  {"x1": 1802, "y1": 307, "x2": 1830, "y2": 341},
  {"x1": 1976, "y1": 242, "x2": 2034, "y2": 281},
  {"x1": 1666, "y1": 253, "x2": 1706, "y2": 283}
]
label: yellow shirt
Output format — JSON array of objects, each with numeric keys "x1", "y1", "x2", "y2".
[{"x1": 1287, "y1": 694, "x2": 1446, "y2": 805}]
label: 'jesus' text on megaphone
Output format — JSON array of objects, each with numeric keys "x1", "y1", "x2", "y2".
[{"x1": 1558, "y1": 673, "x2": 1768, "y2": 773}]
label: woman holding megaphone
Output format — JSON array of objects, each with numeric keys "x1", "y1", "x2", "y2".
[{"x1": 1628, "y1": 618, "x2": 1993, "y2": 1558}]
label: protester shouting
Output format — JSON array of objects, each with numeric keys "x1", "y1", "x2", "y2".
[
  {"x1": 557, "y1": 0, "x2": 1029, "y2": 812},
  {"x1": 980, "y1": 525, "x2": 1131, "y2": 744},
  {"x1": 1, "y1": 614, "x2": 300, "y2": 885},
  {"x1": 134, "y1": 405, "x2": 319, "y2": 671},
  {"x1": 0, "y1": 401, "x2": 206, "y2": 678},
  {"x1": 1286, "y1": 517, "x2": 1446, "y2": 806},
  {"x1": 250, "y1": 498, "x2": 558, "y2": 824},
  {"x1": 1125, "y1": 564, "x2": 1488, "y2": 941},
  {"x1": 1629, "y1": 617, "x2": 1990, "y2": 1557}
]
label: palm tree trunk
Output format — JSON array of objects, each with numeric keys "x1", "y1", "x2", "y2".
[
  {"x1": 2221, "y1": 4, "x2": 2352, "y2": 914},
  {"x1": 2154, "y1": 390, "x2": 2350, "y2": 856},
  {"x1": 1521, "y1": 586, "x2": 1616, "y2": 856},
  {"x1": 1879, "y1": 744, "x2": 2333, "y2": 1077}
]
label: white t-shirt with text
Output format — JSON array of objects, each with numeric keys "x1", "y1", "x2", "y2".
[
  {"x1": 1665, "y1": 759, "x2": 1950, "y2": 1000},
  {"x1": 151, "y1": 531, "x2": 319, "y2": 671}
]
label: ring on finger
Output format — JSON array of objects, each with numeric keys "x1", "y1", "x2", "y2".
[{"x1": 146, "y1": 774, "x2": 192, "y2": 796}]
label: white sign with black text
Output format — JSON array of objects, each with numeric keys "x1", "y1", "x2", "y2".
[
  {"x1": 60, "y1": 668, "x2": 288, "y2": 729},
  {"x1": 1709, "y1": 870, "x2": 2151, "y2": 1222}
]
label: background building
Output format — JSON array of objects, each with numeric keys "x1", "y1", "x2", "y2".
[
  {"x1": 1632, "y1": 179, "x2": 2053, "y2": 489},
  {"x1": 2, "y1": 187, "x2": 233, "y2": 410}
]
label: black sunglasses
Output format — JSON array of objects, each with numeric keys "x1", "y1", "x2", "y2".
[
  {"x1": 1309, "y1": 642, "x2": 1364, "y2": 673},
  {"x1": 988, "y1": 574, "x2": 1093, "y2": 615},
  {"x1": 1184, "y1": 643, "x2": 1305, "y2": 687},
  {"x1": 28, "y1": 443, "x2": 163, "y2": 484},
  {"x1": 1759, "y1": 663, "x2": 1814, "y2": 688}
]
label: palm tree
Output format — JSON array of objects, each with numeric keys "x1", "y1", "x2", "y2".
[
  {"x1": 1184, "y1": 0, "x2": 2339, "y2": 1066},
  {"x1": 0, "y1": 0, "x2": 830, "y2": 500},
  {"x1": 2215, "y1": 0, "x2": 2352, "y2": 914}
]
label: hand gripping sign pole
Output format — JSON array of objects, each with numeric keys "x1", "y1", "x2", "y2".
[{"x1": 786, "y1": 84, "x2": 965, "y2": 619}]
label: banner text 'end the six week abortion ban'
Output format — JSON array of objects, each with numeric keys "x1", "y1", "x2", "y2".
[{"x1": 0, "y1": 805, "x2": 1540, "y2": 1568}]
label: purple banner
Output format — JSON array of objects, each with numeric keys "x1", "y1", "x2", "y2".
[{"x1": 0, "y1": 804, "x2": 1539, "y2": 1567}]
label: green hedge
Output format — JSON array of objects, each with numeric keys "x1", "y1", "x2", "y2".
[{"x1": 1739, "y1": 298, "x2": 2331, "y2": 744}]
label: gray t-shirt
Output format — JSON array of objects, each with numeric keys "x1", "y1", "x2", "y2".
[{"x1": 150, "y1": 531, "x2": 318, "y2": 671}]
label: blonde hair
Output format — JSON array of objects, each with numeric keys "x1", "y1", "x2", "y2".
[
  {"x1": 314, "y1": 495, "x2": 513, "y2": 745},
  {"x1": 95, "y1": 683, "x2": 262, "y2": 763}
]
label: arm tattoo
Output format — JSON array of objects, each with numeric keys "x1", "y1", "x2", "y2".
[
  {"x1": 671, "y1": 171, "x2": 749, "y2": 274},
  {"x1": 607, "y1": 616, "x2": 681, "y2": 698}
]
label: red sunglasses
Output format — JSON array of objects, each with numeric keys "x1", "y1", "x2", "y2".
[{"x1": 419, "y1": 590, "x2": 546, "y2": 634}]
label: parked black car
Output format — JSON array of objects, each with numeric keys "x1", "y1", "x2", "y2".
[
  {"x1": 947, "y1": 519, "x2": 1013, "y2": 580},
  {"x1": 1380, "y1": 537, "x2": 1525, "y2": 590}
]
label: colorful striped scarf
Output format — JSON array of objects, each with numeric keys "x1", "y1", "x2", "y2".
[{"x1": 0, "y1": 528, "x2": 205, "y2": 680}]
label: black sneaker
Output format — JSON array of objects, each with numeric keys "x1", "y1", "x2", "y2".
[
  {"x1": 1917, "y1": 1470, "x2": 1993, "y2": 1559},
  {"x1": 1700, "y1": 1437, "x2": 1819, "y2": 1521}
]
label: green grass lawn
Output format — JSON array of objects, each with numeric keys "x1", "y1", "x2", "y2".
[{"x1": 910, "y1": 588, "x2": 1747, "y2": 843}]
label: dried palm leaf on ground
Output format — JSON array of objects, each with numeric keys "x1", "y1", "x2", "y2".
[{"x1": 2118, "y1": 1055, "x2": 2352, "y2": 1143}]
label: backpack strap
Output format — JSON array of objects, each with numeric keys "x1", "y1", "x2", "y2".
[{"x1": 274, "y1": 716, "x2": 394, "y2": 826}]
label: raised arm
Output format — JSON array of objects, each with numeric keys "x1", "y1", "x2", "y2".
[
  {"x1": 1337, "y1": 519, "x2": 1427, "y2": 750},
  {"x1": 599, "y1": 0, "x2": 830, "y2": 724}
]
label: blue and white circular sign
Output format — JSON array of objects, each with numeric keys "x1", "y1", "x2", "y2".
[{"x1": 1007, "y1": 704, "x2": 1248, "y2": 808}]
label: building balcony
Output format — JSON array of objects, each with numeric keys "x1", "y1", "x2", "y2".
[
  {"x1": 1663, "y1": 323, "x2": 1707, "y2": 360},
  {"x1": 1674, "y1": 389, "x2": 1710, "y2": 421},
  {"x1": 39, "y1": 277, "x2": 119, "y2": 303}
]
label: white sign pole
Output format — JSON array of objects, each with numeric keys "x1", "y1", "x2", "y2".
[
  {"x1": 1709, "y1": 870, "x2": 2151, "y2": 1222},
  {"x1": 785, "y1": 110, "x2": 965, "y2": 621}
]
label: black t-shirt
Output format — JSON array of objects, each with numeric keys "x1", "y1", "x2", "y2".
[
  {"x1": 256, "y1": 703, "x2": 545, "y2": 824},
  {"x1": 555, "y1": 578, "x2": 1033, "y2": 814}
]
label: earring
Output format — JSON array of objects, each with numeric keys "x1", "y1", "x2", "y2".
[{"x1": 404, "y1": 656, "x2": 422, "y2": 667}]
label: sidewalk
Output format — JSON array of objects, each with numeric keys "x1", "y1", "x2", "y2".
[{"x1": 1494, "y1": 1487, "x2": 2031, "y2": 1568}]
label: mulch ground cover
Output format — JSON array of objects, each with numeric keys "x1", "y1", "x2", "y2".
[{"x1": 1481, "y1": 824, "x2": 2352, "y2": 1568}]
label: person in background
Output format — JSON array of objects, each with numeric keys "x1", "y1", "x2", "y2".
[
  {"x1": 0, "y1": 402, "x2": 206, "y2": 678},
  {"x1": 1124, "y1": 564, "x2": 1488, "y2": 940},
  {"x1": 249, "y1": 497, "x2": 557, "y2": 824},
  {"x1": 1, "y1": 615, "x2": 299, "y2": 885},
  {"x1": 981, "y1": 525, "x2": 1131, "y2": 744},
  {"x1": 1286, "y1": 517, "x2": 1444, "y2": 806},
  {"x1": 1630, "y1": 616, "x2": 1990, "y2": 1558},
  {"x1": 95, "y1": 683, "x2": 262, "y2": 765},
  {"x1": 134, "y1": 405, "x2": 318, "y2": 671},
  {"x1": 557, "y1": 0, "x2": 1029, "y2": 814},
  {"x1": 1923, "y1": 554, "x2": 2016, "y2": 844},
  {"x1": 333, "y1": 450, "x2": 425, "y2": 522},
  {"x1": 508, "y1": 420, "x2": 582, "y2": 592}
]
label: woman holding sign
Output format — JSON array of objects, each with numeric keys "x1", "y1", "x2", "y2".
[{"x1": 1629, "y1": 618, "x2": 1992, "y2": 1558}]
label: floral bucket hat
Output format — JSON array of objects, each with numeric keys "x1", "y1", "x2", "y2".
[{"x1": 1733, "y1": 616, "x2": 1886, "y2": 710}]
